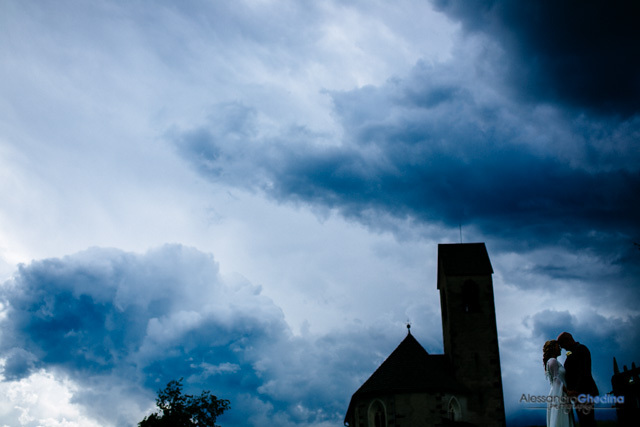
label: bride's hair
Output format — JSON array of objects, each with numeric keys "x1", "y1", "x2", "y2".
[{"x1": 543, "y1": 340, "x2": 559, "y2": 370}]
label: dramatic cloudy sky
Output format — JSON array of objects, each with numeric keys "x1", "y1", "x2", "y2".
[{"x1": 1, "y1": 1, "x2": 639, "y2": 426}]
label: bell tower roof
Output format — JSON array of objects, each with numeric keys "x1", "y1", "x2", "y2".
[{"x1": 437, "y1": 243, "x2": 493, "y2": 285}]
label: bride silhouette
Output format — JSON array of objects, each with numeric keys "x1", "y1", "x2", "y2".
[{"x1": 543, "y1": 340, "x2": 575, "y2": 427}]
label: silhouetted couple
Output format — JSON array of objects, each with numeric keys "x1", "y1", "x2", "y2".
[{"x1": 543, "y1": 332, "x2": 598, "y2": 427}]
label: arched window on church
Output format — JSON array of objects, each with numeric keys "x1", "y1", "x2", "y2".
[
  {"x1": 448, "y1": 396, "x2": 462, "y2": 421},
  {"x1": 462, "y1": 280, "x2": 480, "y2": 313},
  {"x1": 368, "y1": 400, "x2": 386, "y2": 427}
]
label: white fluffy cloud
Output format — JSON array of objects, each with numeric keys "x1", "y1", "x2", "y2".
[{"x1": 0, "y1": 369, "x2": 103, "y2": 427}]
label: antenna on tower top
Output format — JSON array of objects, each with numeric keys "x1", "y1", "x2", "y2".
[{"x1": 459, "y1": 222, "x2": 463, "y2": 243}]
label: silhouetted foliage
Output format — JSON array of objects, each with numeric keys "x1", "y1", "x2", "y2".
[{"x1": 138, "y1": 378, "x2": 230, "y2": 427}]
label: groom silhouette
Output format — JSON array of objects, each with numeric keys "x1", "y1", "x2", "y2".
[{"x1": 557, "y1": 332, "x2": 599, "y2": 427}]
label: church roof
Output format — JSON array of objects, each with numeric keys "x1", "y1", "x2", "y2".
[
  {"x1": 438, "y1": 243, "x2": 493, "y2": 279},
  {"x1": 344, "y1": 332, "x2": 466, "y2": 423},
  {"x1": 354, "y1": 332, "x2": 465, "y2": 395}
]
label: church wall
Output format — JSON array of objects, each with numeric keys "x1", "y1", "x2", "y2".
[
  {"x1": 350, "y1": 392, "x2": 466, "y2": 427},
  {"x1": 394, "y1": 392, "x2": 444, "y2": 426}
]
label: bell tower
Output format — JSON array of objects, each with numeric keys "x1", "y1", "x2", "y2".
[{"x1": 437, "y1": 243, "x2": 506, "y2": 427}]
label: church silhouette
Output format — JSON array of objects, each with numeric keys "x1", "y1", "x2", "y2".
[{"x1": 344, "y1": 243, "x2": 506, "y2": 427}]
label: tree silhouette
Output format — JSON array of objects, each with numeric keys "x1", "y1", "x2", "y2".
[{"x1": 138, "y1": 378, "x2": 230, "y2": 427}]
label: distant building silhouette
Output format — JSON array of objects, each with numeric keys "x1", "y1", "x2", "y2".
[
  {"x1": 611, "y1": 357, "x2": 640, "y2": 426},
  {"x1": 344, "y1": 243, "x2": 506, "y2": 427}
]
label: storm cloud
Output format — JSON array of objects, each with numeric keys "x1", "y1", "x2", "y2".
[
  {"x1": 433, "y1": 0, "x2": 640, "y2": 117},
  {"x1": 0, "y1": 245, "x2": 393, "y2": 426},
  {"x1": 172, "y1": 57, "x2": 640, "y2": 302}
]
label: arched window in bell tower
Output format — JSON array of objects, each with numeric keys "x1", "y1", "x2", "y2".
[
  {"x1": 368, "y1": 400, "x2": 386, "y2": 427},
  {"x1": 462, "y1": 280, "x2": 480, "y2": 313}
]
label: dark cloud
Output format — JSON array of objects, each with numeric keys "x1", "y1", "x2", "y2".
[
  {"x1": 0, "y1": 245, "x2": 403, "y2": 426},
  {"x1": 432, "y1": 0, "x2": 640, "y2": 117},
  {"x1": 173, "y1": 66, "x2": 640, "y2": 253},
  {"x1": 531, "y1": 309, "x2": 575, "y2": 340},
  {"x1": 2, "y1": 347, "x2": 38, "y2": 381}
]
